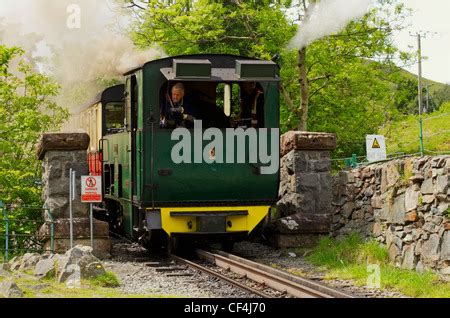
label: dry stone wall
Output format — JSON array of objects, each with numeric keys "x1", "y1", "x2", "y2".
[{"x1": 332, "y1": 156, "x2": 449, "y2": 276}]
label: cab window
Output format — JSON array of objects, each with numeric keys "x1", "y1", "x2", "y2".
[{"x1": 159, "y1": 81, "x2": 265, "y2": 130}]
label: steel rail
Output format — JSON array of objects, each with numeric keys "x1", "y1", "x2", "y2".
[
  {"x1": 197, "y1": 249, "x2": 354, "y2": 298},
  {"x1": 170, "y1": 254, "x2": 269, "y2": 298}
]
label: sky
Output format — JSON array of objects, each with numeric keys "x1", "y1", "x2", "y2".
[
  {"x1": 393, "y1": 0, "x2": 450, "y2": 84},
  {"x1": 0, "y1": 0, "x2": 449, "y2": 84}
]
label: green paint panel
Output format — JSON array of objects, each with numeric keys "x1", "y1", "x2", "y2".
[
  {"x1": 173, "y1": 59, "x2": 211, "y2": 78},
  {"x1": 106, "y1": 133, "x2": 131, "y2": 197},
  {"x1": 236, "y1": 60, "x2": 277, "y2": 79},
  {"x1": 147, "y1": 131, "x2": 279, "y2": 204},
  {"x1": 136, "y1": 70, "x2": 144, "y2": 202},
  {"x1": 141, "y1": 56, "x2": 280, "y2": 206}
]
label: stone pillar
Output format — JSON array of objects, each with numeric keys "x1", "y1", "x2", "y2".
[
  {"x1": 37, "y1": 133, "x2": 111, "y2": 259},
  {"x1": 267, "y1": 131, "x2": 337, "y2": 248}
]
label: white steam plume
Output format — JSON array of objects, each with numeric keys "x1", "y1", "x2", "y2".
[
  {"x1": 0, "y1": 0, "x2": 166, "y2": 110},
  {"x1": 289, "y1": 0, "x2": 374, "y2": 50}
]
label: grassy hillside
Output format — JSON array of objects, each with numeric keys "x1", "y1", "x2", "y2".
[
  {"x1": 396, "y1": 67, "x2": 450, "y2": 114},
  {"x1": 400, "y1": 68, "x2": 449, "y2": 94},
  {"x1": 380, "y1": 102, "x2": 450, "y2": 154}
]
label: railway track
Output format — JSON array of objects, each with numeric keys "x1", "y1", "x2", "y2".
[{"x1": 172, "y1": 248, "x2": 354, "y2": 298}]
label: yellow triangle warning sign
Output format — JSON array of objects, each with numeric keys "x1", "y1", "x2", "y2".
[{"x1": 372, "y1": 138, "x2": 381, "y2": 149}]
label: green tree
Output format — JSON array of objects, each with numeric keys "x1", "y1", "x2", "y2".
[
  {"x1": 432, "y1": 84, "x2": 450, "y2": 110},
  {"x1": 124, "y1": 0, "x2": 413, "y2": 157},
  {"x1": 276, "y1": 0, "x2": 415, "y2": 156},
  {"x1": 394, "y1": 77, "x2": 419, "y2": 114},
  {"x1": 127, "y1": 0, "x2": 296, "y2": 59},
  {"x1": 284, "y1": 0, "x2": 412, "y2": 127},
  {"x1": 0, "y1": 45, "x2": 68, "y2": 205}
]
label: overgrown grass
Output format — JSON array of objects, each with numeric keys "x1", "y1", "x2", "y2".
[
  {"x1": 12, "y1": 274, "x2": 178, "y2": 298},
  {"x1": 89, "y1": 271, "x2": 120, "y2": 288},
  {"x1": 444, "y1": 208, "x2": 450, "y2": 218},
  {"x1": 0, "y1": 270, "x2": 180, "y2": 298},
  {"x1": 0, "y1": 260, "x2": 193, "y2": 298},
  {"x1": 380, "y1": 102, "x2": 450, "y2": 154},
  {"x1": 306, "y1": 233, "x2": 450, "y2": 298}
]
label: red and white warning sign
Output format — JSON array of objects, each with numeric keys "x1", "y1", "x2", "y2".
[{"x1": 81, "y1": 176, "x2": 102, "y2": 202}]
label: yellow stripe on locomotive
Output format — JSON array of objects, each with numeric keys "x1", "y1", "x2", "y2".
[{"x1": 147, "y1": 206, "x2": 270, "y2": 237}]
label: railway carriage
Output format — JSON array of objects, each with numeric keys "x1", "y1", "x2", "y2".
[{"x1": 63, "y1": 54, "x2": 280, "y2": 252}]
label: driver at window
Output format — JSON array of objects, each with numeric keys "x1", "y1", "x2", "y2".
[{"x1": 160, "y1": 83, "x2": 197, "y2": 128}]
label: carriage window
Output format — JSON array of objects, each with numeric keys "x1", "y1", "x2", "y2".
[{"x1": 105, "y1": 102, "x2": 125, "y2": 134}]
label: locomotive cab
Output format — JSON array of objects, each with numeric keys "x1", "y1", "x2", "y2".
[{"x1": 97, "y1": 55, "x2": 280, "y2": 252}]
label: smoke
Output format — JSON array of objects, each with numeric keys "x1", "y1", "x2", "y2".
[
  {"x1": 50, "y1": 36, "x2": 165, "y2": 91},
  {"x1": 0, "y1": 0, "x2": 166, "y2": 110},
  {"x1": 0, "y1": 19, "x2": 45, "y2": 69},
  {"x1": 289, "y1": 0, "x2": 374, "y2": 50}
]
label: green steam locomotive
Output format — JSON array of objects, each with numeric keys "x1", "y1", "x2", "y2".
[{"x1": 63, "y1": 54, "x2": 280, "y2": 252}]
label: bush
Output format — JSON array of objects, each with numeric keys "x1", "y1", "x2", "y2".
[
  {"x1": 90, "y1": 271, "x2": 120, "y2": 288},
  {"x1": 306, "y1": 233, "x2": 450, "y2": 297}
]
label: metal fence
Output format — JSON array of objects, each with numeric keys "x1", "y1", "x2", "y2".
[
  {"x1": 0, "y1": 201, "x2": 54, "y2": 262},
  {"x1": 331, "y1": 151, "x2": 423, "y2": 172}
]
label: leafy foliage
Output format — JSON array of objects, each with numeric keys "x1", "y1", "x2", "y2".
[
  {"x1": 89, "y1": 271, "x2": 121, "y2": 288},
  {"x1": 0, "y1": 45, "x2": 68, "y2": 205},
  {"x1": 0, "y1": 45, "x2": 68, "y2": 256},
  {"x1": 431, "y1": 84, "x2": 450, "y2": 111},
  {"x1": 280, "y1": 1, "x2": 416, "y2": 156},
  {"x1": 124, "y1": 0, "x2": 427, "y2": 157},
  {"x1": 130, "y1": 0, "x2": 296, "y2": 60},
  {"x1": 391, "y1": 67, "x2": 450, "y2": 115}
]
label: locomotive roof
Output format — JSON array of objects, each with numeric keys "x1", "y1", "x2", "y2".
[
  {"x1": 122, "y1": 53, "x2": 275, "y2": 75},
  {"x1": 72, "y1": 84, "x2": 124, "y2": 114}
]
